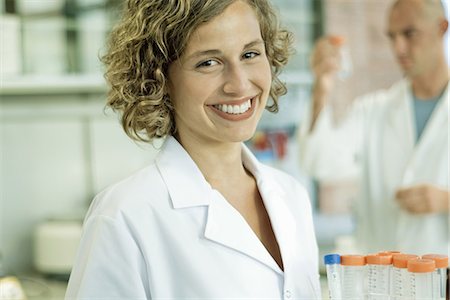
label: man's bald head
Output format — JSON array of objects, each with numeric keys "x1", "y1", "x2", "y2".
[
  {"x1": 387, "y1": 0, "x2": 448, "y2": 78},
  {"x1": 391, "y1": 0, "x2": 446, "y2": 22}
]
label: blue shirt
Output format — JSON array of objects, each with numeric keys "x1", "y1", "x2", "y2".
[{"x1": 412, "y1": 94, "x2": 441, "y2": 142}]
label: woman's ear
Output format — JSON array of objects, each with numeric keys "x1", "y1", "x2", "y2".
[{"x1": 439, "y1": 19, "x2": 448, "y2": 35}]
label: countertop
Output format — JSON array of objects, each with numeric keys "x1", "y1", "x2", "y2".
[
  {"x1": 18, "y1": 274, "x2": 329, "y2": 299},
  {"x1": 16, "y1": 275, "x2": 67, "y2": 300}
]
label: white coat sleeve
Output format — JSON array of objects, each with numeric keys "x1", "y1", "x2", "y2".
[
  {"x1": 65, "y1": 214, "x2": 150, "y2": 300},
  {"x1": 298, "y1": 103, "x2": 362, "y2": 181}
]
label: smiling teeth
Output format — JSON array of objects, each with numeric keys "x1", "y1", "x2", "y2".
[{"x1": 215, "y1": 99, "x2": 251, "y2": 115}]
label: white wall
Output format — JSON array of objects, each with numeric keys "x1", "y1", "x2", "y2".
[{"x1": 0, "y1": 92, "x2": 159, "y2": 273}]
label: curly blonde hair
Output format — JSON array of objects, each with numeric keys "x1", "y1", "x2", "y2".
[{"x1": 102, "y1": 0, "x2": 293, "y2": 142}]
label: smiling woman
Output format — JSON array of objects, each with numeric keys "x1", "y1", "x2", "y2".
[
  {"x1": 168, "y1": 2, "x2": 272, "y2": 146},
  {"x1": 65, "y1": 1, "x2": 321, "y2": 299}
]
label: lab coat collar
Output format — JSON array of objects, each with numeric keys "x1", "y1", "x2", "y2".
[
  {"x1": 204, "y1": 144, "x2": 297, "y2": 275},
  {"x1": 241, "y1": 145, "x2": 298, "y2": 266},
  {"x1": 156, "y1": 136, "x2": 298, "y2": 274},
  {"x1": 401, "y1": 80, "x2": 449, "y2": 185},
  {"x1": 155, "y1": 136, "x2": 212, "y2": 209}
]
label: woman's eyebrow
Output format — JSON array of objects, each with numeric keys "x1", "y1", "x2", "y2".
[
  {"x1": 185, "y1": 39, "x2": 265, "y2": 61},
  {"x1": 186, "y1": 49, "x2": 222, "y2": 61},
  {"x1": 244, "y1": 39, "x2": 264, "y2": 49}
]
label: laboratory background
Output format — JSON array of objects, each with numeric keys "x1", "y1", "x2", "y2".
[{"x1": 0, "y1": 0, "x2": 449, "y2": 298}]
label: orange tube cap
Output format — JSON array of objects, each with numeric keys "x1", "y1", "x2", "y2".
[
  {"x1": 422, "y1": 254, "x2": 448, "y2": 269},
  {"x1": 407, "y1": 259, "x2": 436, "y2": 273},
  {"x1": 366, "y1": 254, "x2": 393, "y2": 265},
  {"x1": 341, "y1": 255, "x2": 366, "y2": 266},
  {"x1": 393, "y1": 254, "x2": 419, "y2": 269}
]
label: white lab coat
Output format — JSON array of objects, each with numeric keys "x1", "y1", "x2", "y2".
[
  {"x1": 65, "y1": 136, "x2": 321, "y2": 300},
  {"x1": 299, "y1": 79, "x2": 449, "y2": 255}
]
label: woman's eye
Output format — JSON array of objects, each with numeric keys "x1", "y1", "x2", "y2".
[
  {"x1": 196, "y1": 59, "x2": 218, "y2": 68},
  {"x1": 243, "y1": 51, "x2": 259, "y2": 59}
]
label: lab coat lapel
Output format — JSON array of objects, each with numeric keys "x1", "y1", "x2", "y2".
[
  {"x1": 247, "y1": 149, "x2": 319, "y2": 297},
  {"x1": 256, "y1": 174, "x2": 298, "y2": 269},
  {"x1": 204, "y1": 190, "x2": 283, "y2": 274},
  {"x1": 246, "y1": 145, "x2": 298, "y2": 273},
  {"x1": 204, "y1": 145, "x2": 295, "y2": 275},
  {"x1": 157, "y1": 137, "x2": 285, "y2": 274},
  {"x1": 401, "y1": 83, "x2": 449, "y2": 185},
  {"x1": 381, "y1": 81, "x2": 416, "y2": 194},
  {"x1": 385, "y1": 81, "x2": 416, "y2": 159},
  {"x1": 155, "y1": 136, "x2": 211, "y2": 209}
]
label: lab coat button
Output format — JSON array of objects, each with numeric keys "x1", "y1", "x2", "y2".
[{"x1": 284, "y1": 289, "x2": 292, "y2": 299}]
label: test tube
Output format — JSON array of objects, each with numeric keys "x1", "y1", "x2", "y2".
[
  {"x1": 408, "y1": 259, "x2": 436, "y2": 300},
  {"x1": 324, "y1": 254, "x2": 342, "y2": 300},
  {"x1": 422, "y1": 254, "x2": 449, "y2": 300},
  {"x1": 341, "y1": 254, "x2": 366, "y2": 300},
  {"x1": 378, "y1": 251, "x2": 401, "y2": 296},
  {"x1": 366, "y1": 253, "x2": 392, "y2": 300},
  {"x1": 329, "y1": 35, "x2": 353, "y2": 80},
  {"x1": 391, "y1": 254, "x2": 419, "y2": 300}
]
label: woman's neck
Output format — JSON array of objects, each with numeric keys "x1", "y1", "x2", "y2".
[{"x1": 174, "y1": 133, "x2": 249, "y2": 187}]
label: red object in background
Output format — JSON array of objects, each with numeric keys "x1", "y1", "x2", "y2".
[
  {"x1": 252, "y1": 132, "x2": 271, "y2": 151},
  {"x1": 268, "y1": 131, "x2": 288, "y2": 160},
  {"x1": 251, "y1": 129, "x2": 289, "y2": 161}
]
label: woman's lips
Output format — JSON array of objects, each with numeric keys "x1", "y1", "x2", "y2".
[{"x1": 208, "y1": 97, "x2": 256, "y2": 121}]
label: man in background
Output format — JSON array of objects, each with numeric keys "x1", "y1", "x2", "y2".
[{"x1": 299, "y1": 0, "x2": 449, "y2": 254}]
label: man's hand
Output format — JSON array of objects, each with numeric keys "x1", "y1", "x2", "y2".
[
  {"x1": 308, "y1": 35, "x2": 345, "y2": 132},
  {"x1": 310, "y1": 36, "x2": 342, "y2": 95},
  {"x1": 395, "y1": 184, "x2": 450, "y2": 214}
]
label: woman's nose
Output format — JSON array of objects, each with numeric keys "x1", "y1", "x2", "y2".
[{"x1": 223, "y1": 64, "x2": 252, "y2": 95}]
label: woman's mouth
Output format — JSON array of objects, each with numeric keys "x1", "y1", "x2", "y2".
[
  {"x1": 208, "y1": 97, "x2": 257, "y2": 121},
  {"x1": 212, "y1": 99, "x2": 251, "y2": 115}
]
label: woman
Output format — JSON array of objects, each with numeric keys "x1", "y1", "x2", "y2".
[{"x1": 65, "y1": 0, "x2": 320, "y2": 299}]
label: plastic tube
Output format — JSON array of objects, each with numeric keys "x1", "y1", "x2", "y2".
[
  {"x1": 378, "y1": 251, "x2": 402, "y2": 297},
  {"x1": 324, "y1": 254, "x2": 342, "y2": 300},
  {"x1": 408, "y1": 259, "x2": 436, "y2": 300},
  {"x1": 341, "y1": 255, "x2": 366, "y2": 300},
  {"x1": 392, "y1": 254, "x2": 419, "y2": 300},
  {"x1": 366, "y1": 254, "x2": 392, "y2": 300},
  {"x1": 378, "y1": 250, "x2": 401, "y2": 297},
  {"x1": 329, "y1": 35, "x2": 353, "y2": 80},
  {"x1": 422, "y1": 254, "x2": 448, "y2": 300}
]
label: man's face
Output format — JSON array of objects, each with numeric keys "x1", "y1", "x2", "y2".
[{"x1": 387, "y1": 1, "x2": 444, "y2": 78}]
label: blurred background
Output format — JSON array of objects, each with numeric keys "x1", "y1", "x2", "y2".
[{"x1": 0, "y1": 0, "x2": 448, "y2": 298}]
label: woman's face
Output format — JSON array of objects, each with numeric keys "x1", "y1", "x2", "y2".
[{"x1": 167, "y1": 0, "x2": 272, "y2": 147}]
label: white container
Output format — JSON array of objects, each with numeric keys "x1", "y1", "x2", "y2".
[
  {"x1": 341, "y1": 255, "x2": 366, "y2": 300},
  {"x1": 366, "y1": 254, "x2": 392, "y2": 300},
  {"x1": 0, "y1": 14, "x2": 22, "y2": 76},
  {"x1": 33, "y1": 219, "x2": 82, "y2": 275},
  {"x1": 324, "y1": 254, "x2": 342, "y2": 300},
  {"x1": 22, "y1": 16, "x2": 67, "y2": 75},
  {"x1": 422, "y1": 254, "x2": 448, "y2": 300},
  {"x1": 392, "y1": 254, "x2": 419, "y2": 300},
  {"x1": 408, "y1": 259, "x2": 435, "y2": 300}
]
